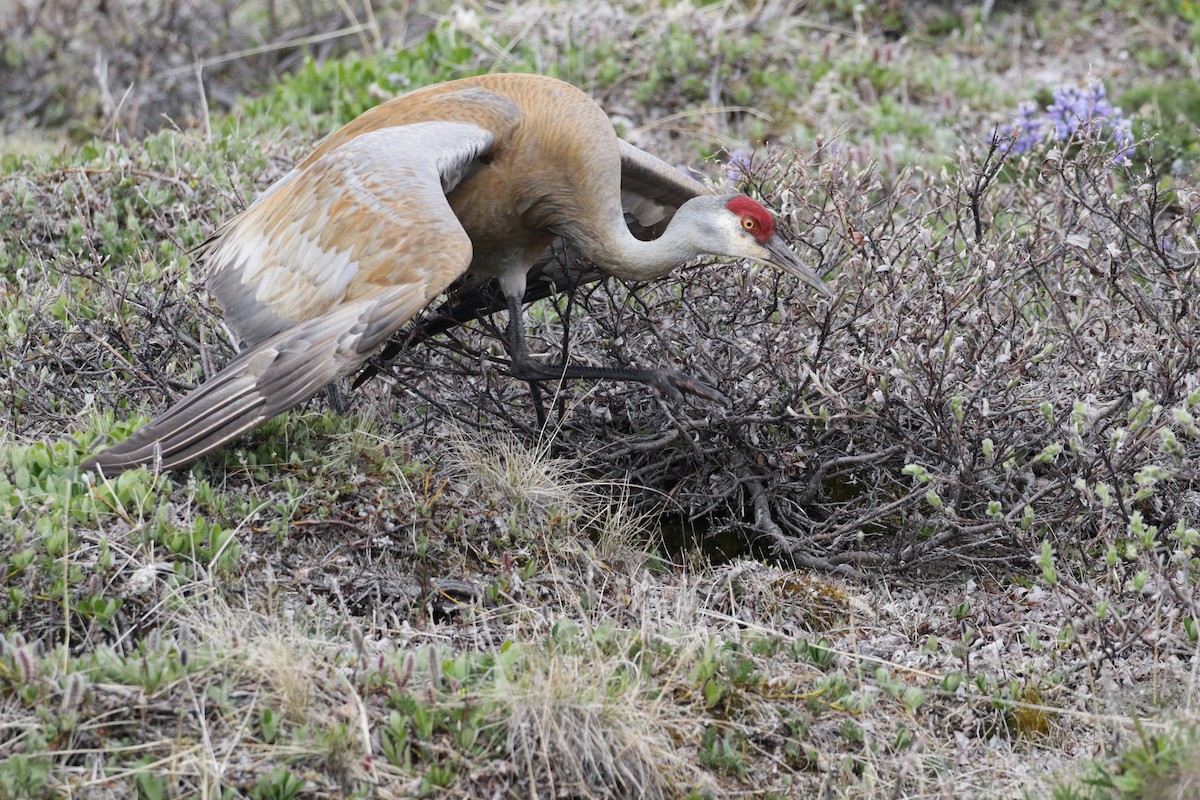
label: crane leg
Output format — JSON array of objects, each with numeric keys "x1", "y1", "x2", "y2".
[
  {"x1": 501, "y1": 292, "x2": 727, "y2": 407},
  {"x1": 325, "y1": 383, "x2": 347, "y2": 415},
  {"x1": 527, "y1": 376, "x2": 549, "y2": 430}
]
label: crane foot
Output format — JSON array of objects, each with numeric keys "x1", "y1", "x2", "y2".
[{"x1": 643, "y1": 368, "x2": 727, "y2": 407}]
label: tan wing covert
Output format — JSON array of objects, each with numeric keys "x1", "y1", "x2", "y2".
[{"x1": 204, "y1": 121, "x2": 506, "y2": 346}]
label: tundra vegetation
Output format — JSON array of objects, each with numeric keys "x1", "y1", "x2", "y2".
[{"x1": 2, "y1": 1, "x2": 1199, "y2": 798}]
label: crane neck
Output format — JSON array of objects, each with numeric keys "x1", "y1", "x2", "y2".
[{"x1": 585, "y1": 207, "x2": 705, "y2": 282}]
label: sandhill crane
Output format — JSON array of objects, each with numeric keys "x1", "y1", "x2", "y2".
[{"x1": 79, "y1": 73, "x2": 832, "y2": 476}]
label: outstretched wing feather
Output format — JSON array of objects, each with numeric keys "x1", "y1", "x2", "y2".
[
  {"x1": 203, "y1": 121, "x2": 504, "y2": 346},
  {"x1": 617, "y1": 138, "x2": 708, "y2": 235},
  {"x1": 82, "y1": 121, "x2": 504, "y2": 475}
]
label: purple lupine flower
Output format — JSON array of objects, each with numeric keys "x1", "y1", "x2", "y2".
[
  {"x1": 1110, "y1": 117, "x2": 1135, "y2": 165},
  {"x1": 724, "y1": 148, "x2": 754, "y2": 185},
  {"x1": 998, "y1": 101, "x2": 1048, "y2": 156},
  {"x1": 1045, "y1": 87, "x2": 1084, "y2": 138},
  {"x1": 997, "y1": 81, "x2": 1135, "y2": 164},
  {"x1": 1046, "y1": 83, "x2": 1113, "y2": 138}
]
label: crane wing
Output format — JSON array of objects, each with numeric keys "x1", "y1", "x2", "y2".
[
  {"x1": 203, "y1": 121, "x2": 505, "y2": 347},
  {"x1": 82, "y1": 121, "x2": 502, "y2": 474},
  {"x1": 354, "y1": 139, "x2": 710, "y2": 382},
  {"x1": 617, "y1": 139, "x2": 709, "y2": 237}
]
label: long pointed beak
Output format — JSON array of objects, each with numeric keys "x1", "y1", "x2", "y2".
[{"x1": 763, "y1": 234, "x2": 834, "y2": 299}]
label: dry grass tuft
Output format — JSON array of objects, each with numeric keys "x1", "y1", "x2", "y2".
[
  {"x1": 501, "y1": 654, "x2": 673, "y2": 800},
  {"x1": 447, "y1": 427, "x2": 583, "y2": 526},
  {"x1": 165, "y1": 574, "x2": 327, "y2": 724},
  {"x1": 445, "y1": 425, "x2": 654, "y2": 558}
]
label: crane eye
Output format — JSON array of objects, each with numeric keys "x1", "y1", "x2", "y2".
[{"x1": 741, "y1": 217, "x2": 756, "y2": 231}]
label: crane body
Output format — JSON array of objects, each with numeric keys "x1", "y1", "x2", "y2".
[{"x1": 80, "y1": 73, "x2": 831, "y2": 475}]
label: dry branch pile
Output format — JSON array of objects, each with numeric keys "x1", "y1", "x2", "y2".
[{"x1": 385, "y1": 135, "x2": 1200, "y2": 585}]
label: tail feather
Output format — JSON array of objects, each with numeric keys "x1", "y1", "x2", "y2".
[
  {"x1": 83, "y1": 378, "x2": 269, "y2": 473},
  {"x1": 80, "y1": 286, "x2": 427, "y2": 476}
]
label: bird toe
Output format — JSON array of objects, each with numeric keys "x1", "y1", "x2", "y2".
[{"x1": 660, "y1": 371, "x2": 725, "y2": 405}]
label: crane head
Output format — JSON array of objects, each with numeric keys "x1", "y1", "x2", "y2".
[{"x1": 715, "y1": 195, "x2": 834, "y2": 299}]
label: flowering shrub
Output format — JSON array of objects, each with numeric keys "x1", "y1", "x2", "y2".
[{"x1": 998, "y1": 81, "x2": 1135, "y2": 164}]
